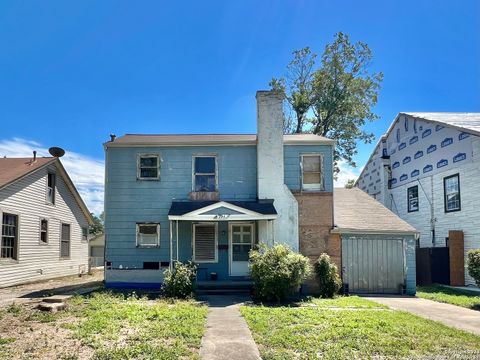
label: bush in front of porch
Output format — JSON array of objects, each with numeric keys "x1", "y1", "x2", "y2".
[
  {"x1": 162, "y1": 261, "x2": 197, "y2": 299},
  {"x1": 249, "y1": 244, "x2": 311, "y2": 303}
]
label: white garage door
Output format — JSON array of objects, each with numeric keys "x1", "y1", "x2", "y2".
[{"x1": 342, "y1": 236, "x2": 406, "y2": 294}]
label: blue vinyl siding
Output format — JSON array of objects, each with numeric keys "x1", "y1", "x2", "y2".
[
  {"x1": 105, "y1": 142, "x2": 333, "y2": 280},
  {"x1": 284, "y1": 145, "x2": 334, "y2": 192}
]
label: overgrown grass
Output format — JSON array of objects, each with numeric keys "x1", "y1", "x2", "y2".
[
  {"x1": 66, "y1": 291, "x2": 208, "y2": 359},
  {"x1": 417, "y1": 285, "x2": 480, "y2": 310},
  {"x1": 240, "y1": 296, "x2": 480, "y2": 359},
  {"x1": 0, "y1": 291, "x2": 208, "y2": 360},
  {"x1": 307, "y1": 295, "x2": 387, "y2": 308}
]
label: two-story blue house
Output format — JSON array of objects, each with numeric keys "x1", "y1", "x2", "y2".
[{"x1": 103, "y1": 91, "x2": 336, "y2": 288}]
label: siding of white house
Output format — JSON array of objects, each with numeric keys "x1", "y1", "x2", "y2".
[
  {"x1": 357, "y1": 113, "x2": 480, "y2": 285},
  {"x1": 0, "y1": 163, "x2": 89, "y2": 288}
]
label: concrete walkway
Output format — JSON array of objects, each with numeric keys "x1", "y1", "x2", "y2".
[
  {"x1": 366, "y1": 296, "x2": 480, "y2": 335},
  {"x1": 199, "y1": 295, "x2": 261, "y2": 360}
]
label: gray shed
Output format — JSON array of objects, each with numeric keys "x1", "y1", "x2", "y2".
[{"x1": 333, "y1": 188, "x2": 418, "y2": 295}]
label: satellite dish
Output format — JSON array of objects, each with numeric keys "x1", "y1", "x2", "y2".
[{"x1": 48, "y1": 147, "x2": 65, "y2": 158}]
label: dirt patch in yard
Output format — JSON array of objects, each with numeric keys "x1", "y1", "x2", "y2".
[
  {"x1": 0, "y1": 303, "x2": 94, "y2": 360},
  {"x1": 0, "y1": 291, "x2": 207, "y2": 360}
]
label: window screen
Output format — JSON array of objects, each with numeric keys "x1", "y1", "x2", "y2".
[
  {"x1": 47, "y1": 173, "x2": 56, "y2": 204},
  {"x1": 61, "y1": 223, "x2": 70, "y2": 258},
  {"x1": 444, "y1": 174, "x2": 460, "y2": 212},
  {"x1": 138, "y1": 155, "x2": 159, "y2": 179},
  {"x1": 302, "y1": 155, "x2": 323, "y2": 191},
  {"x1": 40, "y1": 219, "x2": 48, "y2": 243}
]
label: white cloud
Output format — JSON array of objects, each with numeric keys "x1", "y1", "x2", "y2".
[
  {"x1": 334, "y1": 160, "x2": 361, "y2": 188},
  {"x1": 0, "y1": 138, "x2": 104, "y2": 215}
]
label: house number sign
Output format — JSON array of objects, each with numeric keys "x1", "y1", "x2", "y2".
[{"x1": 213, "y1": 214, "x2": 230, "y2": 219}]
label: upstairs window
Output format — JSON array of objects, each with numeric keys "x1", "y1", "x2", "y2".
[
  {"x1": 1, "y1": 213, "x2": 18, "y2": 260},
  {"x1": 40, "y1": 219, "x2": 48, "y2": 243},
  {"x1": 301, "y1": 154, "x2": 324, "y2": 191},
  {"x1": 137, "y1": 154, "x2": 159, "y2": 180},
  {"x1": 444, "y1": 174, "x2": 461, "y2": 212},
  {"x1": 407, "y1": 186, "x2": 419, "y2": 212},
  {"x1": 193, "y1": 156, "x2": 217, "y2": 192},
  {"x1": 60, "y1": 223, "x2": 71, "y2": 258},
  {"x1": 136, "y1": 223, "x2": 160, "y2": 247},
  {"x1": 47, "y1": 173, "x2": 56, "y2": 204}
]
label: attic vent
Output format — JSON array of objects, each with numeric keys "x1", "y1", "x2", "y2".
[{"x1": 193, "y1": 224, "x2": 216, "y2": 262}]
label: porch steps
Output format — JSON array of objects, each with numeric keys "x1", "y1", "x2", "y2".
[{"x1": 196, "y1": 281, "x2": 252, "y2": 296}]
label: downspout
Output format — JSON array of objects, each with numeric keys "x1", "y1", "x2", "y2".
[
  {"x1": 169, "y1": 220, "x2": 173, "y2": 271},
  {"x1": 176, "y1": 220, "x2": 179, "y2": 262},
  {"x1": 416, "y1": 176, "x2": 435, "y2": 246}
]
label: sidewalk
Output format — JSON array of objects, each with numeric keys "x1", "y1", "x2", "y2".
[
  {"x1": 199, "y1": 295, "x2": 261, "y2": 360},
  {"x1": 366, "y1": 296, "x2": 480, "y2": 335}
]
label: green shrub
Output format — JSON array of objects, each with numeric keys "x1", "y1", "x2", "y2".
[
  {"x1": 467, "y1": 250, "x2": 480, "y2": 287},
  {"x1": 162, "y1": 261, "x2": 197, "y2": 299},
  {"x1": 249, "y1": 244, "x2": 312, "y2": 303},
  {"x1": 315, "y1": 253, "x2": 342, "y2": 298}
]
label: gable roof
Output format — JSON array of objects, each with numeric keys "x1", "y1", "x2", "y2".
[
  {"x1": 333, "y1": 188, "x2": 417, "y2": 235},
  {"x1": 401, "y1": 112, "x2": 480, "y2": 136},
  {"x1": 0, "y1": 157, "x2": 93, "y2": 224},
  {"x1": 355, "y1": 112, "x2": 480, "y2": 185},
  {"x1": 105, "y1": 133, "x2": 334, "y2": 147},
  {"x1": 0, "y1": 157, "x2": 56, "y2": 189}
]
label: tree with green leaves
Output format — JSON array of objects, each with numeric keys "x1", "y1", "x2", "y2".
[
  {"x1": 270, "y1": 32, "x2": 383, "y2": 175},
  {"x1": 89, "y1": 212, "x2": 104, "y2": 235},
  {"x1": 344, "y1": 179, "x2": 356, "y2": 189}
]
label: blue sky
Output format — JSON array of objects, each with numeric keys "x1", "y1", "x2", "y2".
[{"x1": 0, "y1": 1, "x2": 479, "y2": 213}]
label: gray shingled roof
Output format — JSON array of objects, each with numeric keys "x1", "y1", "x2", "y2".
[
  {"x1": 402, "y1": 112, "x2": 480, "y2": 136},
  {"x1": 333, "y1": 188, "x2": 417, "y2": 234},
  {"x1": 106, "y1": 133, "x2": 334, "y2": 147}
]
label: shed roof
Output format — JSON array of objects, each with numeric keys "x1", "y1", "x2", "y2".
[
  {"x1": 333, "y1": 188, "x2": 417, "y2": 235},
  {"x1": 105, "y1": 133, "x2": 334, "y2": 147}
]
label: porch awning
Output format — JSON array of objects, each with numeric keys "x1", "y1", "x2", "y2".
[{"x1": 167, "y1": 200, "x2": 277, "y2": 221}]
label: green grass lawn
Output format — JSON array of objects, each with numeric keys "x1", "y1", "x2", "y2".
[
  {"x1": 240, "y1": 296, "x2": 480, "y2": 360},
  {"x1": 0, "y1": 291, "x2": 208, "y2": 360},
  {"x1": 417, "y1": 285, "x2": 480, "y2": 310}
]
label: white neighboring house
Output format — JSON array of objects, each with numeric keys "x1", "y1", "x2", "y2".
[
  {"x1": 89, "y1": 233, "x2": 104, "y2": 268},
  {"x1": 0, "y1": 155, "x2": 93, "y2": 288},
  {"x1": 356, "y1": 112, "x2": 480, "y2": 285}
]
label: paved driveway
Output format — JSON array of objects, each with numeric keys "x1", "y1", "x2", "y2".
[{"x1": 366, "y1": 296, "x2": 480, "y2": 335}]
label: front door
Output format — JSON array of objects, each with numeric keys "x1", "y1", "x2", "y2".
[{"x1": 229, "y1": 223, "x2": 254, "y2": 276}]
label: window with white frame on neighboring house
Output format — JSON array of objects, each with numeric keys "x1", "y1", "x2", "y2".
[
  {"x1": 1, "y1": 213, "x2": 18, "y2": 260},
  {"x1": 407, "y1": 185, "x2": 419, "y2": 212},
  {"x1": 60, "y1": 223, "x2": 70, "y2": 258},
  {"x1": 137, "y1": 154, "x2": 159, "y2": 180},
  {"x1": 444, "y1": 174, "x2": 461, "y2": 212},
  {"x1": 136, "y1": 223, "x2": 160, "y2": 247},
  {"x1": 193, "y1": 223, "x2": 217, "y2": 262},
  {"x1": 47, "y1": 173, "x2": 56, "y2": 204},
  {"x1": 193, "y1": 156, "x2": 217, "y2": 192},
  {"x1": 40, "y1": 219, "x2": 48, "y2": 243},
  {"x1": 301, "y1": 154, "x2": 324, "y2": 191}
]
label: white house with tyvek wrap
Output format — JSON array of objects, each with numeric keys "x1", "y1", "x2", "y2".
[{"x1": 356, "y1": 112, "x2": 480, "y2": 286}]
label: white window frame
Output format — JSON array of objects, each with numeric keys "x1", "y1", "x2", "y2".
[
  {"x1": 444, "y1": 174, "x2": 461, "y2": 213},
  {"x1": 137, "y1": 154, "x2": 160, "y2": 180},
  {"x1": 40, "y1": 218, "x2": 49, "y2": 244},
  {"x1": 60, "y1": 223, "x2": 71, "y2": 259},
  {"x1": 407, "y1": 185, "x2": 419, "y2": 213},
  {"x1": 1, "y1": 211, "x2": 19, "y2": 261},
  {"x1": 301, "y1": 153, "x2": 324, "y2": 191},
  {"x1": 192, "y1": 154, "x2": 218, "y2": 192},
  {"x1": 81, "y1": 226, "x2": 88, "y2": 242},
  {"x1": 46, "y1": 172, "x2": 56, "y2": 204},
  {"x1": 136, "y1": 223, "x2": 160, "y2": 248},
  {"x1": 192, "y1": 222, "x2": 218, "y2": 263}
]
